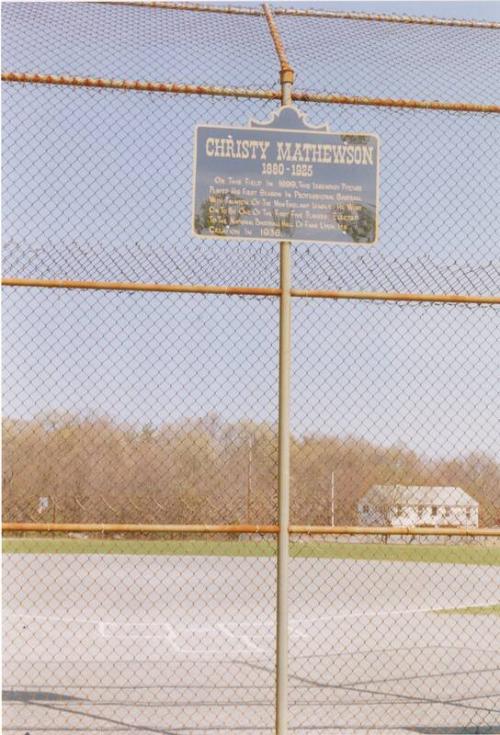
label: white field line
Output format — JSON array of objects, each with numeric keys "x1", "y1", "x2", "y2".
[
  {"x1": 98, "y1": 621, "x2": 177, "y2": 640},
  {"x1": 6, "y1": 602, "x2": 499, "y2": 655},
  {"x1": 10, "y1": 599, "x2": 500, "y2": 633},
  {"x1": 292, "y1": 601, "x2": 500, "y2": 627}
]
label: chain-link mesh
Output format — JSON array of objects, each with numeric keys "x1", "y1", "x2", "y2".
[
  {"x1": 3, "y1": 289, "x2": 279, "y2": 525},
  {"x1": 1, "y1": 2, "x2": 279, "y2": 90},
  {"x1": 288, "y1": 535, "x2": 499, "y2": 733},
  {"x1": 4, "y1": 532, "x2": 279, "y2": 733},
  {"x1": 2, "y1": 2, "x2": 499, "y2": 733},
  {"x1": 291, "y1": 298, "x2": 499, "y2": 528},
  {"x1": 277, "y1": 13, "x2": 500, "y2": 105}
]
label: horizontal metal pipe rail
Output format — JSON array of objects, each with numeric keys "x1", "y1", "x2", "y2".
[
  {"x1": 2, "y1": 522, "x2": 278, "y2": 534},
  {"x1": 96, "y1": 1, "x2": 500, "y2": 29},
  {"x1": 3, "y1": 278, "x2": 499, "y2": 306},
  {"x1": 1, "y1": 278, "x2": 281, "y2": 297},
  {"x1": 291, "y1": 289, "x2": 500, "y2": 306},
  {"x1": 274, "y1": 7, "x2": 500, "y2": 28},
  {"x1": 3, "y1": 522, "x2": 500, "y2": 537},
  {"x1": 291, "y1": 525, "x2": 500, "y2": 537},
  {"x1": 97, "y1": 2, "x2": 264, "y2": 16},
  {"x1": 3, "y1": 72, "x2": 500, "y2": 114}
]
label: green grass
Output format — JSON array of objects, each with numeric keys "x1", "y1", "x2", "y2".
[
  {"x1": 3, "y1": 536, "x2": 500, "y2": 565},
  {"x1": 296, "y1": 541, "x2": 500, "y2": 565},
  {"x1": 437, "y1": 604, "x2": 500, "y2": 616},
  {"x1": 2, "y1": 537, "x2": 276, "y2": 558}
]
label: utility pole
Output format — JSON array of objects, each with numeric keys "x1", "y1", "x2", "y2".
[
  {"x1": 330, "y1": 470, "x2": 335, "y2": 527},
  {"x1": 246, "y1": 434, "x2": 254, "y2": 522}
]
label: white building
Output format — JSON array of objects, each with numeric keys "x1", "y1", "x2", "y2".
[{"x1": 357, "y1": 485, "x2": 479, "y2": 528}]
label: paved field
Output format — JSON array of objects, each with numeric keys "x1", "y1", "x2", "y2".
[{"x1": 3, "y1": 552, "x2": 500, "y2": 734}]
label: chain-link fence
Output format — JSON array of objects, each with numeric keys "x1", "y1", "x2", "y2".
[{"x1": 2, "y1": 2, "x2": 499, "y2": 733}]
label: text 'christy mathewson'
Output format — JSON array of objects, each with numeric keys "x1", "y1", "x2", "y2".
[{"x1": 205, "y1": 136, "x2": 375, "y2": 166}]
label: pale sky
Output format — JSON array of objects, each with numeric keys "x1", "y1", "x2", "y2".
[{"x1": 2, "y1": 1, "x2": 499, "y2": 462}]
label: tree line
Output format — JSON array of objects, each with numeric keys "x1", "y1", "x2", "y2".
[{"x1": 3, "y1": 413, "x2": 499, "y2": 527}]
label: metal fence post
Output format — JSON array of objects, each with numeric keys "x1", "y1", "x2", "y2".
[
  {"x1": 276, "y1": 237, "x2": 291, "y2": 734},
  {"x1": 276, "y1": 66, "x2": 294, "y2": 735},
  {"x1": 262, "y1": 3, "x2": 296, "y2": 729}
]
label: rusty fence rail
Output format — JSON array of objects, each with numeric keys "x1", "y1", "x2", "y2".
[
  {"x1": 4, "y1": 522, "x2": 500, "y2": 537},
  {"x1": 3, "y1": 276, "x2": 500, "y2": 305},
  {"x1": 3, "y1": 70, "x2": 500, "y2": 113}
]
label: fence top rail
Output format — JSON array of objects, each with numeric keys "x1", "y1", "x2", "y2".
[
  {"x1": 3, "y1": 72, "x2": 500, "y2": 114},
  {"x1": 3, "y1": 522, "x2": 500, "y2": 537},
  {"x1": 95, "y1": 1, "x2": 500, "y2": 29}
]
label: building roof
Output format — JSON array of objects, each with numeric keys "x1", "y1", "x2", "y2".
[{"x1": 360, "y1": 485, "x2": 478, "y2": 508}]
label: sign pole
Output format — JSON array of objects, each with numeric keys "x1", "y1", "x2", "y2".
[
  {"x1": 192, "y1": 26, "x2": 379, "y2": 729},
  {"x1": 276, "y1": 67, "x2": 294, "y2": 735}
]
